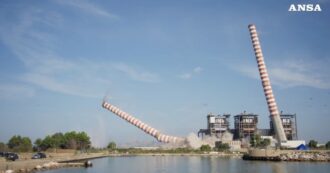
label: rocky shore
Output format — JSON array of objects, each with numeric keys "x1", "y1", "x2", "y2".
[
  {"x1": 280, "y1": 151, "x2": 330, "y2": 161},
  {"x1": 243, "y1": 149, "x2": 330, "y2": 162}
]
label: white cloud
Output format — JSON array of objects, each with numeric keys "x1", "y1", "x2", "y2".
[
  {"x1": 0, "y1": 8, "x2": 155, "y2": 99},
  {"x1": 233, "y1": 60, "x2": 330, "y2": 89},
  {"x1": 178, "y1": 66, "x2": 203, "y2": 80},
  {"x1": 113, "y1": 63, "x2": 160, "y2": 83},
  {"x1": 270, "y1": 68, "x2": 330, "y2": 89},
  {"x1": 55, "y1": 0, "x2": 119, "y2": 19},
  {"x1": 21, "y1": 73, "x2": 98, "y2": 98}
]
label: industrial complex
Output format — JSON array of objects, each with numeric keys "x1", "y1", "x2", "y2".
[
  {"x1": 102, "y1": 24, "x2": 306, "y2": 150},
  {"x1": 197, "y1": 111, "x2": 299, "y2": 147}
]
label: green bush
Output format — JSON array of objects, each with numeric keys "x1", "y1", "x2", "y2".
[
  {"x1": 200, "y1": 144, "x2": 212, "y2": 152},
  {"x1": 7, "y1": 135, "x2": 32, "y2": 152},
  {"x1": 308, "y1": 140, "x2": 318, "y2": 148},
  {"x1": 107, "y1": 142, "x2": 116, "y2": 150},
  {"x1": 325, "y1": 141, "x2": 330, "y2": 149},
  {"x1": 215, "y1": 142, "x2": 230, "y2": 151},
  {"x1": 250, "y1": 134, "x2": 271, "y2": 148},
  {"x1": 34, "y1": 131, "x2": 91, "y2": 151}
]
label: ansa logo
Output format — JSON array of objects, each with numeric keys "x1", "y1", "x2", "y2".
[{"x1": 288, "y1": 4, "x2": 322, "y2": 12}]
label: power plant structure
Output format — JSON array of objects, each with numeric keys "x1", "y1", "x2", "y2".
[
  {"x1": 270, "y1": 112, "x2": 298, "y2": 140},
  {"x1": 102, "y1": 101, "x2": 185, "y2": 144},
  {"x1": 234, "y1": 112, "x2": 258, "y2": 139},
  {"x1": 198, "y1": 113, "x2": 230, "y2": 138},
  {"x1": 248, "y1": 24, "x2": 287, "y2": 144},
  {"x1": 198, "y1": 111, "x2": 298, "y2": 142},
  {"x1": 102, "y1": 24, "x2": 304, "y2": 149}
]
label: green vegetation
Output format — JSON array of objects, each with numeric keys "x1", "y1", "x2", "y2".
[
  {"x1": 200, "y1": 145, "x2": 212, "y2": 152},
  {"x1": 215, "y1": 142, "x2": 230, "y2": 151},
  {"x1": 326, "y1": 141, "x2": 330, "y2": 149},
  {"x1": 7, "y1": 135, "x2": 32, "y2": 152},
  {"x1": 1, "y1": 131, "x2": 91, "y2": 152},
  {"x1": 107, "y1": 142, "x2": 117, "y2": 150},
  {"x1": 250, "y1": 134, "x2": 271, "y2": 148},
  {"x1": 259, "y1": 138, "x2": 271, "y2": 147},
  {"x1": 34, "y1": 131, "x2": 91, "y2": 151},
  {"x1": 308, "y1": 140, "x2": 318, "y2": 148}
]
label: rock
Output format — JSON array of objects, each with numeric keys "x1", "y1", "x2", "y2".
[
  {"x1": 43, "y1": 163, "x2": 50, "y2": 168},
  {"x1": 35, "y1": 165, "x2": 42, "y2": 170},
  {"x1": 5, "y1": 170, "x2": 14, "y2": 173}
]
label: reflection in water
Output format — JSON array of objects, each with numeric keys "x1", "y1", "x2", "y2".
[
  {"x1": 271, "y1": 162, "x2": 287, "y2": 173},
  {"x1": 43, "y1": 156, "x2": 330, "y2": 173}
]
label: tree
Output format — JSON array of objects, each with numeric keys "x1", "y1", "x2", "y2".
[
  {"x1": 20, "y1": 137, "x2": 32, "y2": 152},
  {"x1": 250, "y1": 134, "x2": 271, "y2": 148},
  {"x1": 51, "y1": 133, "x2": 66, "y2": 148},
  {"x1": 215, "y1": 142, "x2": 230, "y2": 151},
  {"x1": 325, "y1": 141, "x2": 330, "y2": 149},
  {"x1": 34, "y1": 138, "x2": 43, "y2": 147},
  {"x1": 7, "y1": 135, "x2": 32, "y2": 152},
  {"x1": 308, "y1": 140, "x2": 318, "y2": 148},
  {"x1": 200, "y1": 144, "x2": 212, "y2": 152},
  {"x1": 40, "y1": 135, "x2": 55, "y2": 150},
  {"x1": 259, "y1": 138, "x2": 271, "y2": 147},
  {"x1": 33, "y1": 138, "x2": 43, "y2": 151},
  {"x1": 7, "y1": 135, "x2": 22, "y2": 149},
  {"x1": 63, "y1": 131, "x2": 91, "y2": 150},
  {"x1": 75, "y1": 132, "x2": 91, "y2": 150},
  {"x1": 107, "y1": 142, "x2": 116, "y2": 150},
  {"x1": 250, "y1": 134, "x2": 261, "y2": 147}
]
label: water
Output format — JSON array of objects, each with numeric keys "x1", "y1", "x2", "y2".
[{"x1": 43, "y1": 156, "x2": 330, "y2": 173}]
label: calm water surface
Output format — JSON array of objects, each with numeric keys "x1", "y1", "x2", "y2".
[{"x1": 43, "y1": 156, "x2": 330, "y2": 173}]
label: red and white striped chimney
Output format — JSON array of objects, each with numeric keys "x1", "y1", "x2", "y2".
[
  {"x1": 248, "y1": 24, "x2": 287, "y2": 143},
  {"x1": 102, "y1": 101, "x2": 185, "y2": 144}
]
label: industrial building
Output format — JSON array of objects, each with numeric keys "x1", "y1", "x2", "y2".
[
  {"x1": 198, "y1": 111, "x2": 299, "y2": 143},
  {"x1": 270, "y1": 112, "x2": 298, "y2": 140},
  {"x1": 198, "y1": 113, "x2": 230, "y2": 138},
  {"x1": 234, "y1": 112, "x2": 258, "y2": 139}
]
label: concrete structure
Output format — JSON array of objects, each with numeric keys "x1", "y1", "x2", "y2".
[
  {"x1": 270, "y1": 112, "x2": 298, "y2": 140},
  {"x1": 234, "y1": 112, "x2": 258, "y2": 139},
  {"x1": 248, "y1": 24, "x2": 287, "y2": 143},
  {"x1": 198, "y1": 111, "x2": 300, "y2": 148},
  {"x1": 102, "y1": 101, "x2": 185, "y2": 144},
  {"x1": 280, "y1": 140, "x2": 305, "y2": 148},
  {"x1": 198, "y1": 113, "x2": 230, "y2": 138}
]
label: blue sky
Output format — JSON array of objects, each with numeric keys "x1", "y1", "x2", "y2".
[{"x1": 0, "y1": 0, "x2": 329, "y2": 147}]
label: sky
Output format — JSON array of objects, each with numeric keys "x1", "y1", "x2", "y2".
[{"x1": 0, "y1": 0, "x2": 329, "y2": 147}]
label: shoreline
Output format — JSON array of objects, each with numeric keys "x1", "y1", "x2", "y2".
[
  {"x1": 0, "y1": 152, "x2": 243, "y2": 173},
  {"x1": 1, "y1": 151, "x2": 329, "y2": 173}
]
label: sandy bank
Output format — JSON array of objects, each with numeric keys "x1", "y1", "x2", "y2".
[{"x1": 0, "y1": 152, "x2": 107, "y2": 173}]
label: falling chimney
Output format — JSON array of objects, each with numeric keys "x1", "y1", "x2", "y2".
[
  {"x1": 248, "y1": 24, "x2": 287, "y2": 143},
  {"x1": 102, "y1": 101, "x2": 185, "y2": 144}
]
